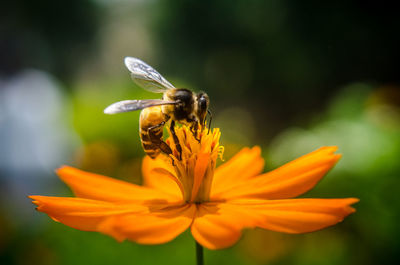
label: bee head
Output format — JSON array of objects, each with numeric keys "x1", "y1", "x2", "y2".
[{"x1": 196, "y1": 92, "x2": 209, "y2": 127}]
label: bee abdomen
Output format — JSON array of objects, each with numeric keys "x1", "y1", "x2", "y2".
[
  {"x1": 139, "y1": 106, "x2": 166, "y2": 158},
  {"x1": 139, "y1": 129, "x2": 164, "y2": 158}
]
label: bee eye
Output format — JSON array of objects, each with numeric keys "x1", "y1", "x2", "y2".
[
  {"x1": 199, "y1": 99, "x2": 207, "y2": 109},
  {"x1": 197, "y1": 92, "x2": 209, "y2": 112}
]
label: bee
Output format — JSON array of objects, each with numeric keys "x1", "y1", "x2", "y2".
[{"x1": 104, "y1": 57, "x2": 211, "y2": 160}]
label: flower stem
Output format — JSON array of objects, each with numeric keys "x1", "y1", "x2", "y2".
[{"x1": 195, "y1": 240, "x2": 204, "y2": 265}]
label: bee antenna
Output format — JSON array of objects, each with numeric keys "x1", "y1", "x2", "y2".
[{"x1": 207, "y1": 109, "x2": 213, "y2": 134}]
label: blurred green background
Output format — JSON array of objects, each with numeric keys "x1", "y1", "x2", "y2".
[{"x1": 1, "y1": 0, "x2": 399, "y2": 264}]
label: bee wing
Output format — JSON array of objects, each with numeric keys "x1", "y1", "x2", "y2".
[
  {"x1": 104, "y1": 99, "x2": 178, "y2": 114},
  {"x1": 124, "y1": 57, "x2": 175, "y2": 93}
]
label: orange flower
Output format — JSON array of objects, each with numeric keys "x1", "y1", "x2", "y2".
[{"x1": 30, "y1": 126, "x2": 358, "y2": 250}]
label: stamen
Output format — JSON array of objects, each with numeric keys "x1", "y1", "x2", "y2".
[
  {"x1": 163, "y1": 125, "x2": 224, "y2": 202},
  {"x1": 218, "y1": 146, "x2": 225, "y2": 161}
]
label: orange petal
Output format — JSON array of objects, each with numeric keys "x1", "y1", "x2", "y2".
[
  {"x1": 211, "y1": 146, "x2": 264, "y2": 195},
  {"x1": 57, "y1": 166, "x2": 178, "y2": 203},
  {"x1": 227, "y1": 198, "x2": 358, "y2": 233},
  {"x1": 212, "y1": 146, "x2": 341, "y2": 200},
  {"x1": 142, "y1": 156, "x2": 183, "y2": 200},
  {"x1": 29, "y1": 195, "x2": 146, "y2": 241},
  {"x1": 191, "y1": 152, "x2": 210, "y2": 201},
  {"x1": 114, "y1": 203, "x2": 196, "y2": 244},
  {"x1": 191, "y1": 202, "x2": 256, "y2": 250},
  {"x1": 191, "y1": 197, "x2": 357, "y2": 249}
]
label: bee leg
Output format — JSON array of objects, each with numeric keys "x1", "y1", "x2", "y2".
[
  {"x1": 190, "y1": 123, "x2": 201, "y2": 142},
  {"x1": 170, "y1": 120, "x2": 182, "y2": 160},
  {"x1": 147, "y1": 122, "x2": 172, "y2": 156},
  {"x1": 207, "y1": 109, "x2": 213, "y2": 134}
]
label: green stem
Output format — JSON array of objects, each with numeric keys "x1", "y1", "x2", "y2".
[{"x1": 195, "y1": 240, "x2": 204, "y2": 265}]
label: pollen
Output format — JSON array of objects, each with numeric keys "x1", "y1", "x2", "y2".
[{"x1": 165, "y1": 126, "x2": 222, "y2": 203}]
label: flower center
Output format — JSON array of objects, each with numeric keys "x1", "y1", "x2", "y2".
[{"x1": 165, "y1": 125, "x2": 223, "y2": 203}]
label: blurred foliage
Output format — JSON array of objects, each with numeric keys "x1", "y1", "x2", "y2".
[
  {"x1": 0, "y1": 0, "x2": 102, "y2": 80},
  {"x1": 266, "y1": 84, "x2": 400, "y2": 265},
  {"x1": 1, "y1": 1, "x2": 400, "y2": 265},
  {"x1": 153, "y1": 0, "x2": 400, "y2": 138}
]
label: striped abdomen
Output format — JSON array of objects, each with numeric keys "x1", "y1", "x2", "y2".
[{"x1": 139, "y1": 106, "x2": 167, "y2": 158}]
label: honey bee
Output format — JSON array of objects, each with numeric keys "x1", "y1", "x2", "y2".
[{"x1": 104, "y1": 57, "x2": 211, "y2": 159}]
